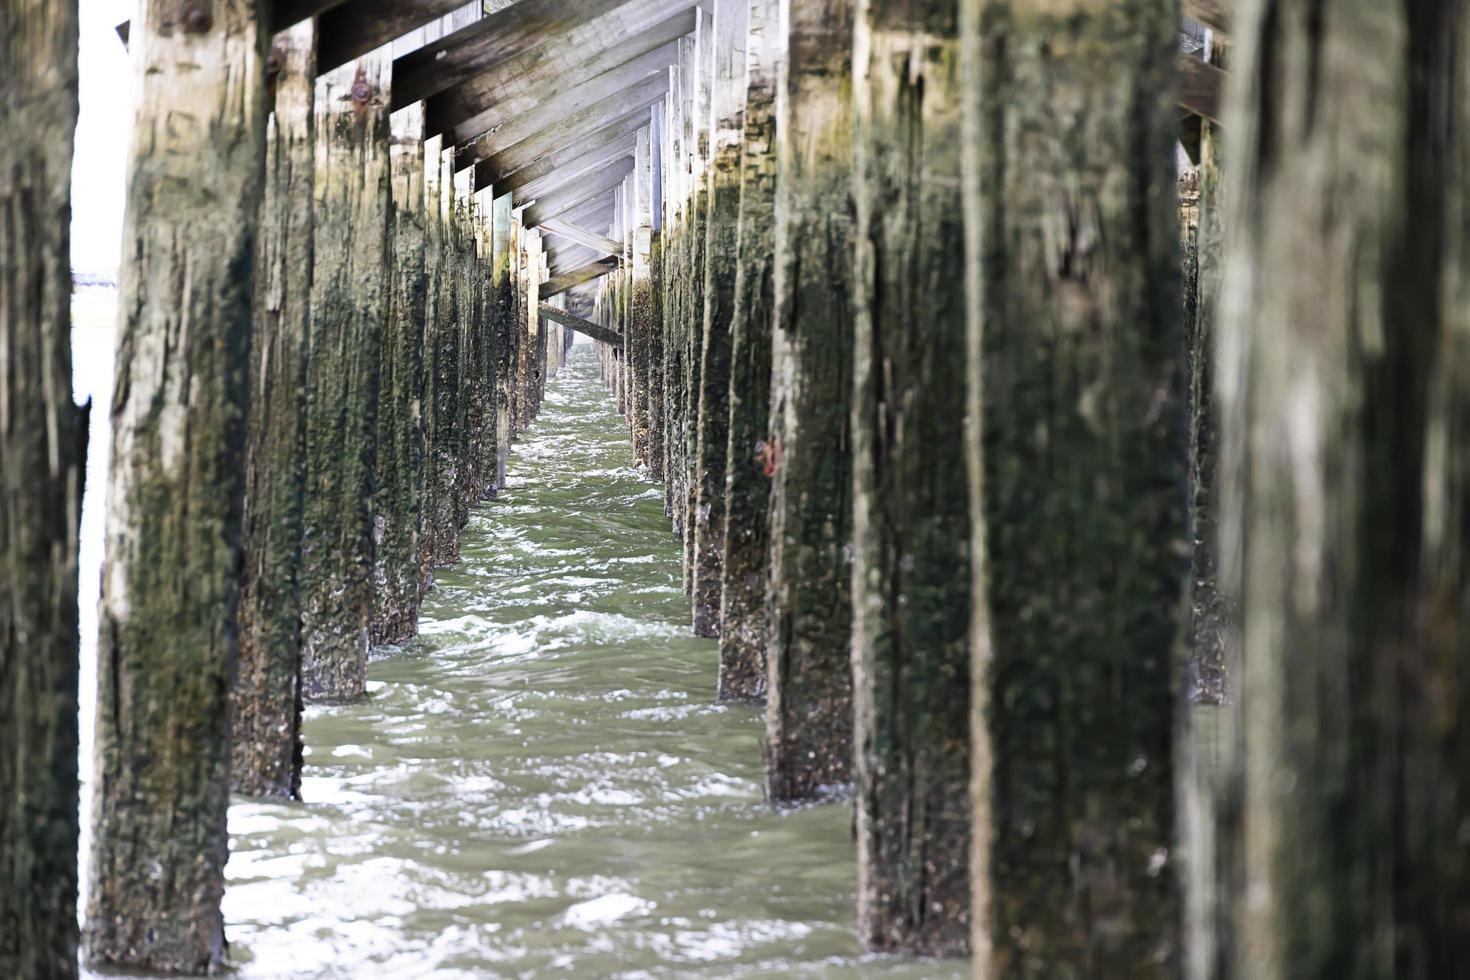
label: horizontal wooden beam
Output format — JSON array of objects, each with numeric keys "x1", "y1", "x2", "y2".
[
  {"x1": 423, "y1": 5, "x2": 695, "y2": 140},
  {"x1": 116, "y1": 0, "x2": 349, "y2": 48},
  {"x1": 548, "y1": 244, "x2": 603, "y2": 273},
  {"x1": 542, "y1": 258, "x2": 619, "y2": 299},
  {"x1": 1184, "y1": 0, "x2": 1230, "y2": 33},
  {"x1": 318, "y1": 0, "x2": 469, "y2": 75},
  {"x1": 539, "y1": 301, "x2": 623, "y2": 347},
  {"x1": 524, "y1": 158, "x2": 636, "y2": 227},
  {"x1": 461, "y1": 75, "x2": 669, "y2": 177},
  {"x1": 541, "y1": 218, "x2": 623, "y2": 257},
  {"x1": 393, "y1": 0, "x2": 628, "y2": 108},
  {"x1": 513, "y1": 135, "x2": 639, "y2": 204},
  {"x1": 475, "y1": 110, "x2": 649, "y2": 193},
  {"x1": 1177, "y1": 51, "x2": 1225, "y2": 124}
]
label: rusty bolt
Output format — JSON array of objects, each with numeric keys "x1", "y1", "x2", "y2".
[
  {"x1": 183, "y1": 3, "x2": 212, "y2": 33},
  {"x1": 351, "y1": 80, "x2": 373, "y2": 104},
  {"x1": 265, "y1": 48, "x2": 284, "y2": 78}
]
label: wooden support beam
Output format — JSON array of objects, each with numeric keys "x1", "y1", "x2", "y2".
[
  {"x1": 539, "y1": 301, "x2": 624, "y2": 348},
  {"x1": 547, "y1": 242, "x2": 601, "y2": 272},
  {"x1": 542, "y1": 218, "x2": 623, "y2": 257},
  {"x1": 474, "y1": 107, "x2": 651, "y2": 192},
  {"x1": 422, "y1": 5, "x2": 696, "y2": 139},
  {"x1": 84, "y1": 0, "x2": 271, "y2": 971},
  {"x1": 116, "y1": 0, "x2": 349, "y2": 48},
  {"x1": 392, "y1": 0, "x2": 628, "y2": 108},
  {"x1": 542, "y1": 257, "x2": 620, "y2": 298},
  {"x1": 513, "y1": 136, "x2": 639, "y2": 205},
  {"x1": 1184, "y1": 0, "x2": 1230, "y2": 33},
  {"x1": 449, "y1": 45, "x2": 676, "y2": 150},
  {"x1": 1177, "y1": 51, "x2": 1226, "y2": 124},
  {"x1": 523, "y1": 157, "x2": 637, "y2": 227},
  {"x1": 317, "y1": 0, "x2": 468, "y2": 76}
]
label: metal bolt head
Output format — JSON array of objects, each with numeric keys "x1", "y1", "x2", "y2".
[
  {"x1": 183, "y1": 3, "x2": 212, "y2": 32},
  {"x1": 265, "y1": 49, "x2": 284, "y2": 78},
  {"x1": 351, "y1": 80, "x2": 373, "y2": 103}
]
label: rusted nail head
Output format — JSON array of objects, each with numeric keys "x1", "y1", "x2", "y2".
[
  {"x1": 266, "y1": 49, "x2": 284, "y2": 77},
  {"x1": 183, "y1": 4, "x2": 212, "y2": 32},
  {"x1": 351, "y1": 81, "x2": 373, "y2": 103}
]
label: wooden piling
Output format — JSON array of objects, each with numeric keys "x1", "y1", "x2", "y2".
[
  {"x1": 371, "y1": 100, "x2": 429, "y2": 645},
  {"x1": 963, "y1": 0, "x2": 1185, "y2": 972},
  {"x1": 233, "y1": 18, "x2": 316, "y2": 800},
  {"x1": 84, "y1": 0, "x2": 270, "y2": 970},
  {"x1": 299, "y1": 47, "x2": 392, "y2": 701},
  {"x1": 428, "y1": 145, "x2": 463, "y2": 564},
  {"x1": 491, "y1": 192, "x2": 516, "y2": 490},
  {"x1": 716, "y1": 0, "x2": 779, "y2": 702},
  {"x1": 1, "y1": 1, "x2": 85, "y2": 975},
  {"x1": 1215, "y1": 1, "x2": 1470, "y2": 975},
  {"x1": 850, "y1": 0, "x2": 970, "y2": 954},
  {"x1": 763, "y1": 0, "x2": 856, "y2": 802}
]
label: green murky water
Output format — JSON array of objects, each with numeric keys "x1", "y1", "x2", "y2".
[{"x1": 129, "y1": 341, "x2": 967, "y2": 978}]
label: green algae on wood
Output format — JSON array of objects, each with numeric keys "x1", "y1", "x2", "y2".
[
  {"x1": 300, "y1": 48, "x2": 393, "y2": 701},
  {"x1": 851, "y1": 0, "x2": 970, "y2": 955},
  {"x1": 234, "y1": 18, "x2": 316, "y2": 801},
  {"x1": 0, "y1": 1, "x2": 86, "y2": 975},
  {"x1": 763, "y1": 0, "x2": 856, "y2": 802},
  {"x1": 84, "y1": 0, "x2": 270, "y2": 971}
]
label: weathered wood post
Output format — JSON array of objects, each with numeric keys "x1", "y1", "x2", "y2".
[
  {"x1": 716, "y1": 0, "x2": 780, "y2": 701},
  {"x1": 683, "y1": 14, "x2": 715, "y2": 595},
  {"x1": 233, "y1": 18, "x2": 316, "y2": 800},
  {"x1": 450, "y1": 168, "x2": 476, "y2": 528},
  {"x1": 300, "y1": 47, "x2": 392, "y2": 700},
  {"x1": 1213, "y1": 2, "x2": 1470, "y2": 975},
  {"x1": 371, "y1": 99, "x2": 428, "y2": 644},
  {"x1": 428, "y1": 145, "x2": 463, "y2": 563},
  {"x1": 661, "y1": 67, "x2": 686, "y2": 520},
  {"x1": 961, "y1": 0, "x2": 1185, "y2": 972},
  {"x1": 630, "y1": 133, "x2": 657, "y2": 466},
  {"x1": 491, "y1": 192, "x2": 516, "y2": 490},
  {"x1": 763, "y1": 0, "x2": 855, "y2": 801},
  {"x1": 84, "y1": 0, "x2": 270, "y2": 971},
  {"x1": 1, "y1": 2, "x2": 86, "y2": 975},
  {"x1": 525, "y1": 229, "x2": 544, "y2": 424},
  {"x1": 692, "y1": 0, "x2": 749, "y2": 638},
  {"x1": 648, "y1": 104, "x2": 668, "y2": 484},
  {"x1": 850, "y1": 0, "x2": 969, "y2": 954}
]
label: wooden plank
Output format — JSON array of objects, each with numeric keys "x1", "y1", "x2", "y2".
[
  {"x1": 447, "y1": 43, "x2": 677, "y2": 148},
  {"x1": 317, "y1": 0, "x2": 468, "y2": 75},
  {"x1": 474, "y1": 110, "x2": 648, "y2": 192},
  {"x1": 547, "y1": 243, "x2": 601, "y2": 273},
  {"x1": 1184, "y1": 0, "x2": 1230, "y2": 33},
  {"x1": 542, "y1": 218, "x2": 623, "y2": 256},
  {"x1": 392, "y1": 0, "x2": 627, "y2": 107},
  {"x1": 1178, "y1": 51, "x2": 1225, "y2": 124},
  {"x1": 463, "y1": 77, "x2": 669, "y2": 185},
  {"x1": 542, "y1": 258, "x2": 620, "y2": 298},
  {"x1": 513, "y1": 135, "x2": 639, "y2": 204},
  {"x1": 539, "y1": 301, "x2": 624, "y2": 347},
  {"x1": 422, "y1": 4, "x2": 695, "y2": 137},
  {"x1": 524, "y1": 157, "x2": 637, "y2": 227},
  {"x1": 116, "y1": 0, "x2": 348, "y2": 47}
]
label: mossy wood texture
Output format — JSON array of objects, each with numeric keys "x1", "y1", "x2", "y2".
[
  {"x1": 851, "y1": 0, "x2": 970, "y2": 955},
  {"x1": 234, "y1": 19, "x2": 316, "y2": 801},
  {"x1": 716, "y1": 0, "x2": 779, "y2": 702},
  {"x1": 1216, "y1": 2, "x2": 1470, "y2": 976},
  {"x1": 964, "y1": 0, "x2": 1186, "y2": 974},
  {"x1": 763, "y1": 0, "x2": 856, "y2": 802},
  {"x1": 300, "y1": 48, "x2": 392, "y2": 701},
  {"x1": 0, "y1": 1, "x2": 85, "y2": 976},
  {"x1": 85, "y1": 0, "x2": 270, "y2": 971}
]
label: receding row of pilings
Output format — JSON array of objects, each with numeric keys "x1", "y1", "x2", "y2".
[
  {"x1": 1, "y1": 2, "x2": 590, "y2": 974},
  {"x1": 577, "y1": 0, "x2": 1470, "y2": 974}
]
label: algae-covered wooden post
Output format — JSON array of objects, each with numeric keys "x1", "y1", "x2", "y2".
[
  {"x1": 84, "y1": 0, "x2": 270, "y2": 971},
  {"x1": 0, "y1": 1, "x2": 86, "y2": 975},
  {"x1": 372, "y1": 99, "x2": 429, "y2": 644},
  {"x1": 961, "y1": 0, "x2": 1185, "y2": 972},
  {"x1": 648, "y1": 104, "x2": 668, "y2": 484},
  {"x1": 300, "y1": 47, "x2": 392, "y2": 700},
  {"x1": 233, "y1": 18, "x2": 316, "y2": 801},
  {"x1": 716, "y1": 0, "x2": 780, "y2": 702},
  {"x1": 630, "y1": 128, "x2": 656, "y2": 468},
  {"x1": 682, "y1": 12, "x2": 715, "y2": 596},
  {"x1": 420, "y1": 132, "x2": 447, "y2": 565},
  {"x1": 763, "y1": 0, "x2": 856, "y2": 801},
  {"x1": 491, "y1": 191, "x2": 516, "y2": 490},
  {"x1": 692, "y1": 0, "x2": 749, "y2": 638},
  {"x1": 1214, "y1": 2, "x2": 1470, "y2": 975},
  {"x1": 850, "y1": 0, "x2": 969, "y2": 954},
  {"x1": 524, "y1": 229, "x2": 545, "y2": 425}
]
